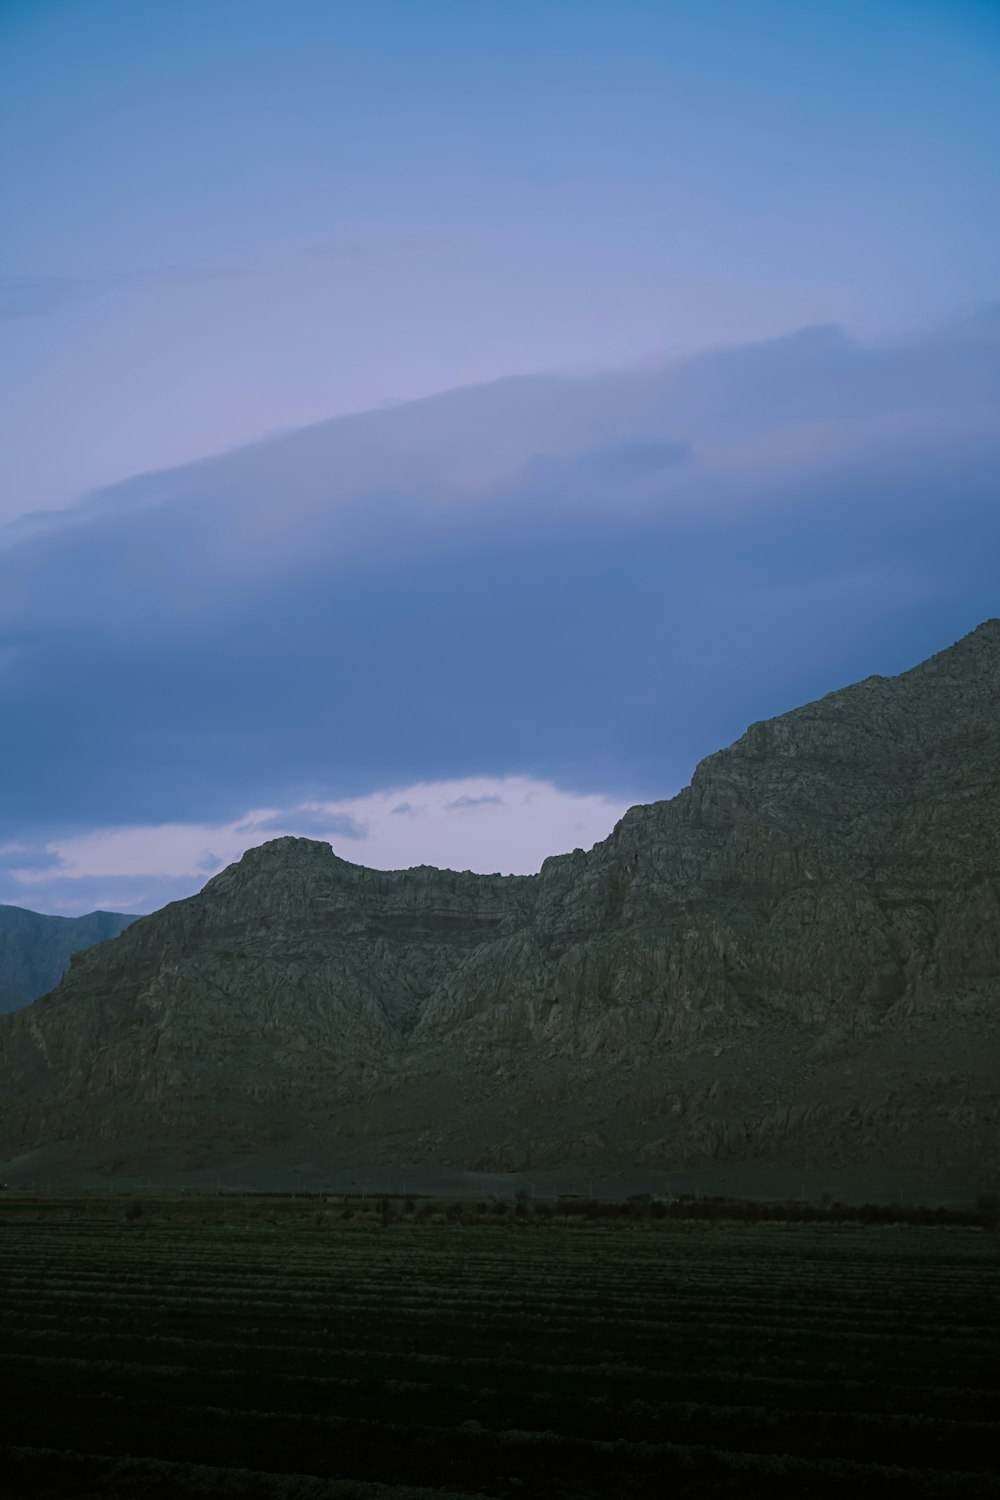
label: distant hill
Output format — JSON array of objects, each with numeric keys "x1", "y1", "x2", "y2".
[
  {"x1": 0, "y1": 906, "x2": 136, "y2": 1016},
  {"x1": 0, "y1": 622, "x2": 997, "y2": 1186}
]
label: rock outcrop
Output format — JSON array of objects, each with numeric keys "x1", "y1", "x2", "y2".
[
  {"x1": 1, "y1": 622, "x2": 998, "y2": 1180},
  {"x1": 0, "y1": 906, "x2": 135, "y2": 1017}
]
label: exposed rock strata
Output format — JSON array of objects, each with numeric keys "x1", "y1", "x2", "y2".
[{"x1": 1, "y1": 621, "x2": 998, "y2": 1179}]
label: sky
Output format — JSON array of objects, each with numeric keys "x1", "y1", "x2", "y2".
[{"x1": 1, "y1": 0, "x2": 998, "y2": 914}]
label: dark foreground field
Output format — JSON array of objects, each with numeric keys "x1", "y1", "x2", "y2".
[{"x1": 1, "y1": 1205, "x2": 998, "y2": 1499}]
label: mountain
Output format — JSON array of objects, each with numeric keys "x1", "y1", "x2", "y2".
[
  {"x1": 1, "y1": 622, "x2": 998, "y2": 1186},
  {"x1": 0, "y1": 906, "x2": 136, "y2": 1017}
]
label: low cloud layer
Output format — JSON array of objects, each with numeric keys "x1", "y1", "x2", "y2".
[
  {"x1": 0, "y1": 264, "x2": 255, "y2": 323},
  {"x1": 0, "y1": 778, "x2": 631, "y2": 915},
  {"x1": 1, "y1": 313, "x2": 998, "y2": 912},
  {"x1": 0, "y1": 237, "x2": 459, "y2": 324}
]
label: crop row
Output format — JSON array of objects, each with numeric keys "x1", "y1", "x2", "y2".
[
  {"x1": 5, "y1": 1260, "x2": 995, "y2": 1343},
  {"x1": 2, "y1": 1321, "x2": 997, "y2": 1421},
  {"x1": 3, "y1": 1262, "x2": 990, "y2": 1318},
  {"x1": 4, "y1": 1392, "x2": 999, "y2": 1499},
  {"x1": 8, "y1": 1247, "x2": 929, "y2": 1285},
  {"x1": 5, "y1": 1240, "x2": 990, "y2": 1288},
  {"x1": 3, "y1": 1254, "x2": 989, "y2": 1306},
  {"x1": 4, "y1": 1312, "x2": 994, "y2": 1393},
  {"x1": 2, "y1": 1222, "x2": 997, "y2": 1497},
  {"x1": 5, "y1": 1347, "x2": 1000, "y2": 1471}
]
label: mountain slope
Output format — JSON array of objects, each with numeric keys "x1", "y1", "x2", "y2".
[
  {"x1": 0, "y1": 906, "x2": 136, "y2": 1017},
  {"x1": 1, "y1": 622, "x2": 997, "y2": 1182}
]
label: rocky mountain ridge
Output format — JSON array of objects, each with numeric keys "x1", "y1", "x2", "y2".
[
  {"x1": 0, "y1": 905, "x2": 135, "y2": 1017},
  {"x1": 1, "y1": 621, "x2": 998, "y2": 1184}
]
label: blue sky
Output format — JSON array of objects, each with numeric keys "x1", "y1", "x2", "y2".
[{"x1": 1, "y1": 0, "x2": 998, "y2": 912}]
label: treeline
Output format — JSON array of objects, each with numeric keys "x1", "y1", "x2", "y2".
[
  {"x1": 509, "y1": 1192, "x2": 998, "y2": 1228},
  {"x1": 320, "y1": 1189, "x2": 1000, "y2": 1229},
  {"x1": 604, "y1": 1192, "x2": 1000, "y2": 1228},
  {"x1": 97, "y1": 1187, "x2": 1000, "y2": 1231}
]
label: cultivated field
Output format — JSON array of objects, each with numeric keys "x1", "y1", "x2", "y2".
[{"x1": 1, "y1": 1204, "x2": 998, "y2": 1498}]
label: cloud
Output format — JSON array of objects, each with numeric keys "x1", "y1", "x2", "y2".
[
  {"x1": 302, "y1": 232, "x2": 464, "y2": 262},
  {"x1": 0, "y1": 277, "x2": 93, "y2": 321},
  {"x1": 242, "y1": 808, "x2": 368, "y2": 839},
  {"x1": 0, "y1": 262, "x2": 254, "y2": 322},
  {"x1": 0, "y1": 316, "x2": 998, "y2": 861},
  {"x1": 559, "y1": 439, "x2": 691, "y2": 484},
  {"x1": 0, "y1": 778, "x2": 631, "y2": 915},
  {"x1": 0, "y1": 236, "x2": 459, "y2": 323}
]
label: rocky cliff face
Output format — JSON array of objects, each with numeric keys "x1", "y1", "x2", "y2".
[
  {"x1": 1, "y1": 622, "x2": 998, "y2": 1181},
  {"x1": 0, "y1": 906, "x2": 135, "y2": 1017}
]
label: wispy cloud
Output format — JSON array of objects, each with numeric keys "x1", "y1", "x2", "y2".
[
  {"x1": 0, "y1": 277, "x2": 93, "y2": 321},
  {"x1": 241, "y1": 808, "x2": 368, "y2": 840},
  {"x1": 445, "y1": 794, "x2": 505, "y2": 810},
  {"x1": 0, "y1": 233, "x2": 464, "y2": 322},
  {"x1": 0, "y1": 263, "x2": 254, "y2": 322},
  {"x1": 301, "y1": 232, "x2": 465, "y2": 262}
]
